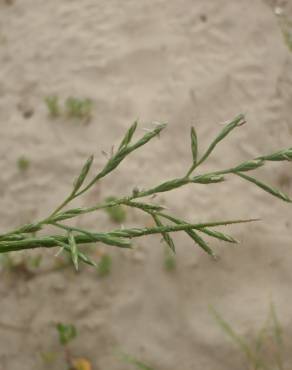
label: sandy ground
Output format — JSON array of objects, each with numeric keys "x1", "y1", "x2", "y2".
[{"x1": 1, "y1": 0, "x2": 292, "y2": 369}]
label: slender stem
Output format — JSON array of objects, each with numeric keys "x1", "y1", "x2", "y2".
[
  {"x1": 186, "y1": 163, "x2": 197, "y2": 177},
  {"x1": 47, "y1": 194, "x2": 75, "y2": 219},
  {"x1": 0, "y1": 218, "x2": 257, "y2": 253}
]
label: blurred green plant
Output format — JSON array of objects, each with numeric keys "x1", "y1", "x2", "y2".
[
  {"x1": 1, "y1": 114, "x2": 292, "y2": 270},
  {"x1": 283, "y1": 28, "x2": 292, "y2": 51},
  {"x1": 210, "y1": 304, "x2": 285, "y2": 370},
  {"x1": 276, "y1": 14, "x2": 292, "y2": 52},
  {"x1": 105, "y1": 196, "x2": 127, "y2": 223},
  {"x1": 45, "y1": 95, "x2": 61, "y2": 118},
  {"x1": 55, "y1": 323, "x2": 92, "y2": 370},
  {"x1": 57, "y1": 323, "x2": 77, "y2": 346},
  {"x1": 120, "y1": 352, "x2": 155, "y2": 370},
  {"x1": 97, "y1": 253, "x2": 112, "y2": 277},
  {"x1": 44, "y1": 95, "x2": 92, "y2": 121},
  {"x1": 17, "y1": 156, "x2": 30, "y2": 171},
  {"x1": 164, "y1": 246, "x2": 176, "y2": 271},
  {"x1": 65, "y1": 97, "x2": 93, "y2": 120},
  {"x1": 0, "y1": 251, "x2": 42, "y2": 277}
]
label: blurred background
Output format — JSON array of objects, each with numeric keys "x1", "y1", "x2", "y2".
[{"x1": 0, "y1": 0, "x2": 292, "y2": 369}]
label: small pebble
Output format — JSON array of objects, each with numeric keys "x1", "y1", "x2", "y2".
[
  {"x1": 200, "y1": 14, "x2": 208, "y2": 22},
  {"x1": 187, "y1": 260, "x2": 198, "y2": 269},
  {"x1": 274, "y1": 6, "x2": 283, "y2": 15},
  {"x1": 17, "y1": 101, "x2": 34, "y2": 119},
  {"x1": 131, "y1": 250, "x2": 146, "y2": 263}
]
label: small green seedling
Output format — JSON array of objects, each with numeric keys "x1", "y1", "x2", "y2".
[
  {"x1": 17, "y1": 156, "x2": 30, "y2": 171},
  {"x1": 57, "y1": 323, "x2": 77, "y2": 346},
  {"x1": 44, "y1": 95, "x2": 93, "y2": 121},
  {"x1": 105, "y1": 196, "x2": 127, "y2": 223},
  {"x1": 65, "y1": 97, "x2": 93, "y2": 120},
  {"x1": 164, "y1": 246, "x2": 176, "y2": 271},
  {"x1": 210, "y1": 304, "x2": 284, "y2": 370},
  {"x1": 55, "y1": 324, "x2": 92, "y2": 370},
  {"x1": 45, "y1": 95, "x2": 61, "y2": 118},
  {"x1": 97, "y1": 254, "x2": 112, "y2": 277}
]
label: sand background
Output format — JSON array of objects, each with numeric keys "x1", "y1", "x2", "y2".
[{"x1": 1, "y1": 0, "x2": 292, "y2": 369}]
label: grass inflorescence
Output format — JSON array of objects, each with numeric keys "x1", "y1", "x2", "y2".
[{"x1": 1, "y1": 114, "x2": 292, "y2": 270}]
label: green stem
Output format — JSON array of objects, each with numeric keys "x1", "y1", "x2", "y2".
[{"x1": 0, "y1": 218, "x2": 256, "y2": 254}]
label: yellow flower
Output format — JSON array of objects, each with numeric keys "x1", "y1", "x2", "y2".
[{"x1": 72, "y1": 358, "x2": 92, "y2": 370}]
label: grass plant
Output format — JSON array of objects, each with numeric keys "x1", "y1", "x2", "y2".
[
  {"x1": 210, "y1": 304, "x2": 285, "y2": 369},
  {"x1": 65, "y1": 97, "x2": 93, "y2": 120},
  {"x1": 44, "y1": 95, "x2": 92, "y2": 121},
  {"x1": 1, "y1": 114, "x2": 292, "y2": 269}
]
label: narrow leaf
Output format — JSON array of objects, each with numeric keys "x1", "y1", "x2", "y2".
[
  {"x1": 152, "y1": 214, "x2": 175, "y2": 253},
  {"x1": 199, "y1": 228, "x2": 238, "y2": 243},
  {"x1": 191, "y1": 126, "x2": 198, "y2": 165},
  {"x1": 198, "y1": 114, "x2": 245, "y2": 165},
  {"x1": 187, "y1": 229, "x2": 216, "y2": 258},
  {"x1": 54, "y1": 239, "x2": 96, "y2": 267},
  {"x1": 270, "y1": 302, "x2": 283, "y2": 347},
  {"x1": 123, "y1": 200, "x2": 165, "y2": 212},
  {"x1": 118, "y1": 120, "x2": 138, "y2": 150},
  {"x1": 76, "y1": 251, "x2": 97, "y2": 267},
  {"x1": 156, "y1": 212, "x2": 215, "y2": 256},
  {"x1": 255, "y1": 315, "x2": 270, "y2": 354},
  {"x1": 210, "y1": 307, "x2": 257, "y2": 366},
  {"x1": 72, "y1": 155, "x2": 94, "y2": 194},
  {"x1": 158, "y1": 212, "x2": 256, "y2": 230},
  {"x1": 120, "y1": 353, "x2": 155, "y2": 370},
  {"x1": 68, "y1": 231, "x2": 79, "y2": 270},
  {"x1": 236, "y1": 172, "x2": 292, "y2": 202},
  {"x1": 192, "y1": 218, "x2": 259, "y2": 228}
]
